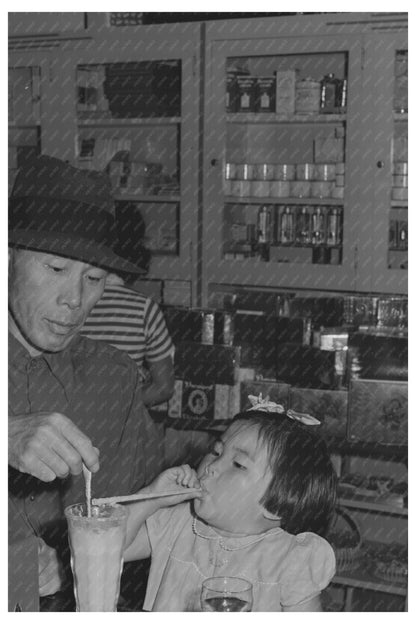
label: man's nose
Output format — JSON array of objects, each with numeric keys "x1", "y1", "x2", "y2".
[{"x1": 57, "y1": 277, "x2": 83, "y2": 309}]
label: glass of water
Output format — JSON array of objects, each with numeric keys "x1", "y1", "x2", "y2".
[{"x1": 201, "y1": 576, "x2": 253, "y2": 612}]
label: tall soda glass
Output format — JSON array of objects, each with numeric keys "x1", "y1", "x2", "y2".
[{"x1": 65, "y1": 503, "x2": 127, "y2": 612}]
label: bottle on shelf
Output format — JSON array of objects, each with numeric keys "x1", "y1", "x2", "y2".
[
  {"x1": 295, "y1": 206, "x2": 312, "y2": 245},
  {"x1": 311, "y1": 207, "x2": 326, "y2": 245},
  {"x1": 326, "y1": 207, "x2": 342, "y2": 246},
  {"x1": 257, "y1": 205, "x2": 272, "y2": 260},
  {"x1": 320, "y1": 73, "x2": 341, "y2": 113},
  {"x1": 279, "y1": 206, "x2": 295, "y2": 244}
]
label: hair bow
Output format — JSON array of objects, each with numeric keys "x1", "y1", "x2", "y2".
[{"x1": 247, "y1": 393, "x2": 320, "y2": 426}]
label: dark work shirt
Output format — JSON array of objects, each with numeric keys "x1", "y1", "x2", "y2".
[{"x1": 9, "y1": 332, "x2": 160, "y2": 547}]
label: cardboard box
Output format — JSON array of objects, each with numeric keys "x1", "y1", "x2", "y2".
[
  {"x1": 347, "y1": 333, "x2": 408, "y2": 381},
  {"x1": 276, "y1": 343, "x2": 338, "y2": 389},
  {"x1": 275, "y1": 70, "x2": 296, "y2": 114},
  {"x1": 240, "y1": 380, "x2": 291, "y2": 412},
  {"x1": 290, "y1": 387, "x2": 348, "y2": 439},
  {"x1": 314, "y1": 137, "x2": 345, "y2": 163},
  {"x1": 174, "y1": 342, "x2": 240, "y2": 385},
  {"x1": 348, "y1": 379, "x2": 407, "y2": 445}
]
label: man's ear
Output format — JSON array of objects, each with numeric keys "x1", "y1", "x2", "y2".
[{"x1": 262, "y1": 508, "x2": 281, "y2": 521}]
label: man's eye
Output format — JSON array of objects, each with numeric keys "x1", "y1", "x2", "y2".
[
  {"x1": 47, "y1": 265, "x2": 64, "y2": 273},
  {"x1": 86, "y1": 275, "x2": 103, "y2": 283}
]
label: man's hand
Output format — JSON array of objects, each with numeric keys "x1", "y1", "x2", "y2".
[
  {"x1": 38, "y1": 539, "x2": 64, "y2": 597},
  {"x1": 9, "y1": 412, "x2": 100, "y2": 482}
]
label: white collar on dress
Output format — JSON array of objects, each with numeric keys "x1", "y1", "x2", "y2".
[{"x1": 192, "y1": 516, "x2": 283, "y2": 551}]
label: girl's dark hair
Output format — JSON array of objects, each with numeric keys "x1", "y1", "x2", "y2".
[{"x1": 233, "y1": 410, "x2": 337, "y2": 536}]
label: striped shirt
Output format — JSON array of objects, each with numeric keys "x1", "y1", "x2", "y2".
[{"x1": 82, "y1": 284, "x2": 174, "y2": 381}]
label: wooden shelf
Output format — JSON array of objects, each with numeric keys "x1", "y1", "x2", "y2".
[
  {"x1": 390, "y1": 200, "x2": 408, "y2": 208},
  {"x1": 114, "y1": 193, "x2": 180, "y2": 202},
  {"x1": 333, "y1": 563, "x2": 407, "y2": 597},
  {"x1": 393, "y1": 112, "x2": 408, "y2": 122},
  {"x1": 338, "y1": 497, "x2": 407, "y2": 517},
  {"x1": 78, "y1": 116, "x2": 181, "y2": 127},
  {"x1": 227, "y1": 113, "x2": 346, "y2": 124},
  {"x1": 224, "y1": 196, "x2": 343, "y2": 206}
]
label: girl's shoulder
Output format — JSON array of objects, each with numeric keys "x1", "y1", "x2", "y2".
[{"x1": 283, "y1": 531, "x2": 336, "y2": 577}]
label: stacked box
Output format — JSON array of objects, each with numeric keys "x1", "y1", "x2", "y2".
[
  {"x1": 275, "y1": 70, "x2": 296, "y2": 114},
  {"x1": 347, "y1": 333, "x2": 408, "y2": 381},
  {"x1": 348, "y1": 380, "x2": 407, "y2": 445},
  {"x1": 240, "y1": 380, "x2": 291, "y2": 412},
  {"x1": 290, "y1": 387, "x2": 348, "y2": 439},
  {"x1": 233, "y1": 313, "x2": 277, "y2": 372},
  {"x1": 174, "y1": 342, "x2": 240, "y2": 386},
  {"x1": 167, "y1": 379, "x2": 236, "y2": 420},
  {"x1": 276, "y1": 343, "x2": 338, "y2": 389}
]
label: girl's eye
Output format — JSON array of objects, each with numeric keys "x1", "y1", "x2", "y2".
[{"x1": 233, "y1": 461, "x2": 247, "y2": 470}]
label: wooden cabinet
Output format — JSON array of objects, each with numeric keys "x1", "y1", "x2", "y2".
[
  {"x1": 202, "y1": 14, "x2": 407, "y2": 303},
  {"x1": 9, "y1": 24, "x2": 202, "y2": 304},
  {"x1": 8, "y1": 14, "x2": 407, "y2": 301}
]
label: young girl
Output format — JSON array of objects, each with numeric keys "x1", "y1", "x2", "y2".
[{"x1": 123, "y1": 395, "x2": 338, "y2": 612}]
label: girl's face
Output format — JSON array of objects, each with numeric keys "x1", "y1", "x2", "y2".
[{"x1": 195, "y1": 421, "x2": 276, "y2": 536}]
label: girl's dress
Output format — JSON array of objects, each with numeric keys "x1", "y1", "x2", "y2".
[{"x1": 143, "y1": 503, "x2": 336, "y2": 611}]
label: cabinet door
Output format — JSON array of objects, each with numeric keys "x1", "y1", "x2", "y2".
[
  {"x1": 50, "y1": 25, "x2": 201, "y2": 294},
  {"x1": 203, "y1": 31, "x2": 364, "y2": 302},
  {"x1": 358, "y1": 33, "x2": 408, "y2": 294}
]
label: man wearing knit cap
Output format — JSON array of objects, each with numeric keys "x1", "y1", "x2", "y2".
[{"x1": 8, "y1": 156, "x2": 162, "y2": 610}]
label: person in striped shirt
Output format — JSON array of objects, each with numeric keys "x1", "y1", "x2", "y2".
[
  {"x1": 82, "y1": 205, "x2": 174, "y2": 408},
  {"x1": 82, "y1": 273, "x2": 174, "y2": 407}
]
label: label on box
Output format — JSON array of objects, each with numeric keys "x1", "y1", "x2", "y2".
[
  {"x1": 181, "y1": 382, "x2": 215, "y2": 419},
  {"x1": 256, "y1": 77, "x2": 276, "y2": 112},
  {"x1": 236, "y1": 76, "x2": 257, "y2": 112}
]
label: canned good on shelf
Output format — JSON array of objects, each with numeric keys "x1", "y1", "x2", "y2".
[
  {"x1": 391, "y1": 187, "x2": 408, "y2": 201},
  {"x1": 274, "y1": 164, "x2": 295, "y2": 180},
  {"x1": 314, "y1": 164, "x2": 336, "y2": 181},
  {"x1": 335, "y1": 162, "x2": 345, "y2": 174},
  {"x1": 392, "y1": 175, "x2": 408, "y2": 188},
  {"x1": 311, "y1": 181, "x2": 333, "y2": 198},
  {"x1": 225, "y1": 162, "x2": 237, "y2": 179},
  {"x1": 291, "y1": 181, "x2": 311, "y2": 198},
  {"x1": 251, "y1": 181, "x2": 271, "y2": 197},
  {"x1": 296, "y1": 163, "x2": 314, "y2": 180},
  {"x1": 270, "y1": 180, "x2": 290, "y2": 197},
  {"x1": 223, "y1": 179, "x2": 233, "y2": 195},
  {"x1": 231, "y1": 180, "x2": 251, "y2": 197},
  {"x1": 254, "y1": 163, "x2": 275, "y2": 180},
  {"x1": 331, "y1": 186, "x2": 345, "y2": 199},
  {"x1": 393, "y1": 161, "x2": 408, "y2": 175},
  {"x1": 336, "y1": 174, "x2": 345, "y2": 187}
]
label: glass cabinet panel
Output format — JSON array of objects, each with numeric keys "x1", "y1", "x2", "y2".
[
  {"x1": 75, "y1": 61, "x2": 181, "y2": 257},
  {"x1": 389, "y1": 50, "x2": 408, "y2": 271},
  {"x1": 8, "y1": 65, "x2": 42, "y2": 192},
  {"x1": 222, "y1": 52, "x2": 348, "y2": 266}
]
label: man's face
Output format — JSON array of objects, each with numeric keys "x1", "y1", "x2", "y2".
[{"x1": 9, "y1": 249, "x2": 107, "y2": 355}]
